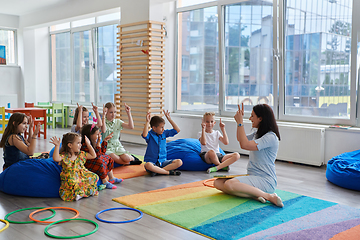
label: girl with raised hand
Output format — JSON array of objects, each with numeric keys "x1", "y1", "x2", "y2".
[
  {"x1": 50, "y1": 132, "x2": 99, "y2": 201},
  {"x1": 101, "y1": 102, "x2": 141, "y2": 166},
  {"x1": 80, "y1": 123, "x2": 123, "y2": 189},
  {"x1": 0, "y1": 113, "x2": 40, "y2": 170},
  {"x1": 71, "y1": 103, "x2": 102, "y2": 133},
  {"x1": 214, "y1": 103, "x2": 284, "y2": 208}
]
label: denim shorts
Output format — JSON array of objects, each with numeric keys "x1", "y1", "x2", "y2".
[
  {"x1": 146, "y1": 159, "x2": 175, "y2": 173},
  {"x1": 199, "y1": 152, "x2": 224, "y2": 163}
]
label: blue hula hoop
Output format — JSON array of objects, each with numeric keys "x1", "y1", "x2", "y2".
[{"x1": 95, "y1": 207, "x2": 143, "y2": 224}]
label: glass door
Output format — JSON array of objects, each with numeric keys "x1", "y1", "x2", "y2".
[{"x1": 72, "y1": 30, "x2": 95, "y2": 104}]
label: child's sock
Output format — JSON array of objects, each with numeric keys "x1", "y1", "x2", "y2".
[
  {"x1": 130, "y1": 155, "x2": 142, "y2": 165},
  {"x1": 109, "y1": 178, "x2": 123, "y2": 184},
  {"x1": 105, "y1": 182, "x2": 117, "y2": 189},
  {"x1": 207, "y1": 166, "x2": 218, "y2": 173},
  {"x1": 75, "y1": 195, "x2": 83, "y2": 201},
  {"x1": 219, "y1": 166, "x2": 230, "y2": 172},
  {"x1": 98, "y1": 184, "x2": 106, "y2": 191},
  {"x1": 169, "y1": 170, "x2": 181, "y2": 176}
]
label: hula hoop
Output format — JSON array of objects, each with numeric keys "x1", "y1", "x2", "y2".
[
  {"x1": 5, "y1": 207, "x2": 56, "y2": 224},
  {"x1": 203, "y1": 178, "x2": 216, "y2": 188},
  {"x1": 95, "y1": 207, "x2": 143, "y2": 224},
  {"x1": 44, "y1": 218, "x2": 98, "y2": 239},
  {"x1": 0, "y1": 219, "x2": 9, "y2": 233},
  {"x1": 29, "y1": 207, "x2": 79, "y2": 224}
]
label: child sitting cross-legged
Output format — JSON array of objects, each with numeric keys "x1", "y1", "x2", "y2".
[
  {"x1": 199, "y1": 112, "x2": 240, "y2": 173},
  {"x1": 142, "y1": 110, "x2": 182, "y2": 177},
  {"x1": 80, "y1": 123, "x2": 123, "y2": 190}
]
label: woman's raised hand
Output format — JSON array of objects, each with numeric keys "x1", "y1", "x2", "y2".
[
  {"x1": 49, "y1": 136, "x2": 61, "y2": 146},
  {"x1": 234, "y1": 103, "x2": 244, "y2": 124}
]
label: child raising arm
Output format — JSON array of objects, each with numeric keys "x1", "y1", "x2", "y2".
[
  {"x1": 50, "y1": 133, "x2": 99, "y2": 201},
  {"x1": 142, "y1": 110, "x2": 182, "y2": 176}
]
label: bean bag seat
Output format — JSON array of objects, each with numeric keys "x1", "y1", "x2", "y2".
[
  {"x1": 326, "y1": 149, "x2": 360, "y2": 191},
  {"x1": 166, "y1": 138, "x2": 225, "y2": 171},
  {"x1": 0, "y1": 158, "x2": 62, "y2": 197}
]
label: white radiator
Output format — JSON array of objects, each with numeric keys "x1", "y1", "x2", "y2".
[{"x1": 277, "y1": 124, "x2": 325, "y2": 166}]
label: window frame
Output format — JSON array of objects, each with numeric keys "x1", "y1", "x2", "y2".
[
  {"x1": 0, "y1": 28, "x2": 18, "y2": 66},
  {"x1": 49, "y1": 19, "x2": 119, "y2": 106},
  {"x1": 175, "y1": 0, "x2": 360, "y2": 126}
]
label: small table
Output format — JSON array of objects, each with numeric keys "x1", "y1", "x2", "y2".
[
  {"x1": 5, "y1": 107, "x2": 47, "y2": 139},
  {"x1": 35, "y1": 104, "x2": 68, "y2": 128}
]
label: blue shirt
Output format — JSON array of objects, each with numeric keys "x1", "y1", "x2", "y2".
[{"x1": 142, "y1": 129, "x2": 178, "y2": 164}]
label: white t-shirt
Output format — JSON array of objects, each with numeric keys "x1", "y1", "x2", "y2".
[{"x1": 198, "y1": 130, "x2": 223, "y2": 153}]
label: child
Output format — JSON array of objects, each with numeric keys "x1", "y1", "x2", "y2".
[
  {"x1": 198, "y1": 112, "x2": 240, "y2": 173},
  {"x1": 50, "y1": 133, "x2": 99, "y2": 201},
  {"x1": 0, "y1": 113, "x2": 40, "y2": 170},
  {"x1": 80, "y1": 123, "x2": 123, "y2": 189},
  {"x1": 101, "y1": 102, "x2": 141, "y2": 165},
  {"x1": 71, "y1": 103, "x2": 102, "y2": 133},
  {"x1": 142, "y1": 110, "x2": 182, "y2": 176}
]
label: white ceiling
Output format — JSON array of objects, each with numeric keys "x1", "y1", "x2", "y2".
[{"x1": 0, "y1": 0, "x2": 69, "y2": 16}]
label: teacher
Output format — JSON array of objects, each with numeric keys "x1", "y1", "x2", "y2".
[{"x1": 214, "y1": 103, "x2": 284, "y2": 207}]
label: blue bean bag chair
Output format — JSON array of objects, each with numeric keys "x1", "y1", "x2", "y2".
[
  {"x1": 0, "y1": 158, "x2": 62, "y2": 197},
  {"x1": 166, "y1": 138, "x2": 225, "y2": 171},
  {"x1": 326, "y1": 149, "x2": 360, "y2": 191},
  {"x1": 0, "y1": 149, "x2": 102, "y2": 198}
]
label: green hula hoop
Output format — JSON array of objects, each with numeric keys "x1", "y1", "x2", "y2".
[
  {"x1": 44, "y1": 218, "x2": 98, "y2": 239},
  {"x1": 5, "y1": 207, "x2": 56, "y2": 224}
]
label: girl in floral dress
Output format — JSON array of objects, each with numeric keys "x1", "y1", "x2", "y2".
[
  {"x1": 80, "y1": 123, "x2": 123, "y2": 189},
  {"x1": 50, "y1": 132, "x2": 99, "y2": 201}
]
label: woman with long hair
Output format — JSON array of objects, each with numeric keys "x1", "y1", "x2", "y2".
[{"x1": 214, "y1": 103, "x2": 284, "y2": 207}]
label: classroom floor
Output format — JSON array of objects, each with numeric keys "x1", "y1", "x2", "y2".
[{"x1": 0, "y1": 127, "x2": 359, "y2": 239}]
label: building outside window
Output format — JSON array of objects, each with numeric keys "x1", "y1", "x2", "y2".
[
  {"x1": 176, "y1": 0, "x2": 356, "y2": 125},
  {"x1": 50, "y1": 12, "x2": 119, "y2": 106}
]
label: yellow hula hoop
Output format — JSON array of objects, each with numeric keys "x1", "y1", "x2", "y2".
[{"x1": 0, "y1": 219, "x2": 10, "y2": 233}]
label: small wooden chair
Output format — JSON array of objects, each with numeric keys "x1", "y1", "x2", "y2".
[
  {"x1": 25, "y1": 102, "x2": 35, "y2": 107},
  {"x1": 0, "y1": 106, "x2": 9, "y2": 134},
  {"x1": 47, "y1": 103, "x2": 65, "y2": 129}
]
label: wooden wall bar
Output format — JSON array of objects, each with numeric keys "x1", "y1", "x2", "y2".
[{"x1": 116, "y1": 21, "x2": 165, "y2": 135}]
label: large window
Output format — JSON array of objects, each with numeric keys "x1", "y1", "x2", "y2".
[
  {"x1": 0, "y1": 29, "x2": 16, "y2": 65},
  {"x1": 224, "y1": 2, "x2": 274, "y2": 112},
  {"x1": 177, "y1": 0, "x2": 358, "y2": 125},
  {"x1": 50, "y1": 13, "x2": 119, "y2": 105},
  {"x1": 284, "y1": 0, "x2": 352, "y2": 119},
  {"x1": 177, "y1": 6, "x2": 219, "y2": 112},
  {"x1": 50, "y1": 32, "x2": 71, "y2": 102}
]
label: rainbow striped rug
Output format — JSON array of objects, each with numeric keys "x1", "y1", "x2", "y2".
[{"x1": 113, "y1": 180, "x2": 360, "y2": 240}]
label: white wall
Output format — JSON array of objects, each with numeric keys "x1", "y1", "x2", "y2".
[{"x1": 0, "y1": 13, "x2": 19, "y2": 28}]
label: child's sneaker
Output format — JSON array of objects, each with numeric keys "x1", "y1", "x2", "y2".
[
  {"x1": 149, "y1": 171, "x2": 158, "y2": 177},
  {"x1": 169, "y1": 170, "x2": 181, "y2": 176},
  {"x1": 98, "y1": 184, "x2": 106, "y2": 191},
  {"x1": 109, "y1": 178, "x2": 123, "y2": 184},
  {"x1": 130, "y1": 155, "x2": 142, "y2": 165},
  {"x1": 105, "y1": 182, "x2": 117, "y2": 189},
  {"x1": 207, "y1": 167, "x2": 217, "y2": 173},
  {"x1": 219, "y1": 166, "x2": 230, "y2": 172}
]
